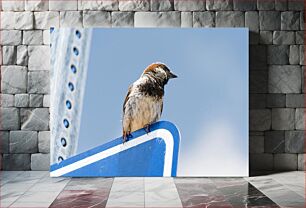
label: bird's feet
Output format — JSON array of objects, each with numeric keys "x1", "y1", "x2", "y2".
[
  {"x1": 144, "y1": 124, "x2": 151, "y2": 134},
  {"x1": 122, "y1": 131, "x2": 132, "y2": 143}
]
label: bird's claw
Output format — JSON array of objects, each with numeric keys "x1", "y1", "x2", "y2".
[
  {"x1": 122, "y1": 131, "x2": 132, "y2": 144},
  {"x1": 144, "y1": 124, "x2": 151, "y2": 134}
]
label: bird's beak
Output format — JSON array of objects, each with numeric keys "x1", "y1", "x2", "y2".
[{"x1": 169, "y1": 71, "x2": 178, "y2": 79}]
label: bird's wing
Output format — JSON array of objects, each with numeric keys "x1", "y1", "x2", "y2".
[{"x1": 123, "y1": 85, "x2": 132, "y2": 113}]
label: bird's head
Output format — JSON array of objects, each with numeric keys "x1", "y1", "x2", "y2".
[{"x1": 142, "y1": 63, "x2": 177, "y2": 86}]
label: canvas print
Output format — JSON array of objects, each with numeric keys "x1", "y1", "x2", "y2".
[{"x1": 50, "y1": 28, "x2": 248, "y2": 177}]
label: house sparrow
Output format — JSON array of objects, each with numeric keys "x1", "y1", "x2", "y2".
[{"x1": 122, "y1": 63, "x2": 177, "y2": 143}]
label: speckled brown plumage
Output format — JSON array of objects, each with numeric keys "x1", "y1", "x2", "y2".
[{"x1": 122, "y1": 63, "x2": 177, "y2": 143}]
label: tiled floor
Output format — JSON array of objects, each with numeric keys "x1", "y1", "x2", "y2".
[{"x1": 1, "y1": 171, "x2": 305, "y2": 208}]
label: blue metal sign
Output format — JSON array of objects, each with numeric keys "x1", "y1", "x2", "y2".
[{"x1": 50, "y1": 121, "x2": 180, "y2": 177}]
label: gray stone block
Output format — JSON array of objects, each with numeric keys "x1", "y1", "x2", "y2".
[
  {"x1": 1, "y1": 12, "x2": 15, "y2": 29},
  {"x1": 288, "y1": 0, "x2": 304, "y2": 11},
  {"x1": 299, "y1": 45, "x2": 304, "y2": 65},
  {"x1": 193, "y1": 12, "x2": 215, "y2": 27},
  {"x1": 10, "y1": 131, "x2": 38, "y2": 153},
  {"x1": 0, "y1": 108, "x2": 20, "y2": 130},
  {"x1": 265, "y1": 131, "x2": 285, "y2": 153},
  {"x1": 31, "y1": 153, "x2": 50, "y2": 170},
  {"x1": 259, "y1": 31, "x2": 273, "y2": 44},
  {"x1": 1, "y1": 30, "x2": 22, "y2": 45},
  {"x1": 245, "y1": 11, "x2": 259, "y2": 32},
  {"x1": 295, "y1": 108, "x2": 304, "y2": 130},
  {"x1": 25, "y1": 0, "x2": 49, "y2": 11},
  {"x1": 43, "y1": 30, "x2": 50, "y2": 45},
  {"x1": 257, "y1": 0, "x2": 274, "y2": 10},
  {"x1": 23, "y1": 30, "x2": 43, "y2": 45},
  {"x1": 135, "y1": 12, "x2": 180, "y2": 27},
  {"x1": 1, "y1": 66, "x2": 27, "y2": 94},
  {"x1": 250, "y1": 109, "x2": 271, "y2": 131},
  {"x1": 302, "y1": 66, "x2": 305, "y2": 93},
  {"x1": 174, "y1": 0, "x2": 205, "y2": 11},
  {"x1": 83, "y1": 11, "x2": 111, "y2": 28},
  {"x1": 0, "y1": 131, "x2": 9, "y2": 153},
  {"x1": 38, "y1": 131, "x2": 50, "y2": 153},
  {"x1": 250, "y1": 71, "x2": 267, "y2": 93},
  {"x1": 266, "y1": 94, "x2": 285, "y2": 108},
  {"x1": 21, "y1": 108, "x2": 49, "y2": 131},
  {"x1": 295, "y1": 31, "x2": 303, "y2": 44},
  {"x1": 15, "y1": 94, "x2": 29, "y2": 107},
  {"x1": 43, "y1": 95, "x2": 50, "y2": 107},
  {"x1": 250, "y1": 45, "x2": 267, "y2": 69},
  {"x1": 181, "y1": 12, "x2": 192, "y2": 28},
  {"x1": 17, "y1": 45, "x2": 28, "y2": 66},
  {"x1": 250, "y1": 136, "x2": 264, "y2": 153},
  {"x1": 79, "y1": 0, "x2": 119, "y2": 11},
  {"x1": 28, "y1": 71, "x2": 50, "y2": 94},
  {"x1": 275, "y1": 0, "x2": 287, "y2": 11},
  {"x1": 273, "y1": 31, "x2": 295, "y2": 45},
  {"x1": 34, "y1": 11, "x2": 59, "y2": 29},
  {"x1": 3, "y1": 154, "x2": 31, "y2": 170},
  {"x1": 274, "y1": 153, "x2": 298, "y2": 170},
  {"x1": 298, "y1": 154, "x2": 305, "y2": 170},
  {"x1": 250, "y1": 153, "x2": 273, "y2": 170},
  {"x1": 119, "y1": 0, "x2": 150, "y2": 11},
  {"x1": 28, "y1": 46, "x2": 50, "y2": 71},
  {"x1": 29, "y1": 94, "x2": 43, "y2": 107},
  {"x1": 267, "y1": 45, "x2": 289, "y2": 64},
  {"x1": 272, "y1": 108, "x2": 295, "y2": 130},
  {"x1": 289, "y1": 45, "x2": 300, "y2": 64},
  {"x1": 285, "y1": 131, "x2": 304, "y2": 153},
  {"x1": 286, "y1": 94, "x2": 304, "y2": 107},
  {"x1": 300, "y1": 12, "x2": 304, "y2": 30},
  {"x1": 250, "y1": 131, "x2": 264, "y2": 136},
  {"x1": 60, "y1": 11, "x2": 83, "y2": 27},
  {"x1": 0, "y1": 94, "x2": 14, "y2": 107},
  {"x1": 14, "y1": 12, "x2": 34, "y2": 30},
  {"x1": 259, "y1": 11, "x2": 281, "y2": 30},
  {"x1": 2, "y1": 46, "x2": 17, "y2": 65},
  {"x1": 233, "y1": 0, "x2": 256, "y2": 10},
  {"x1": 281, "y1": 11, "x2": 300, "y2": 30},
  {"x1": 206, "y1": 0, "x2": 233, "y2": 10},
  {"x1": 49, "y1": 0, "x2": 77, "y2": 10},
  {"x1": 249, "y1": 32, "x2": 259, "y2": 45},
  {"x1": 216, "y1": 11, "x2": 244, "y2": 27},
  {"x1": 112, "y1": 12, "x2": 133, "y2": 27},
  {"x1": 151, "y1": 0, "x2": 173, "y2": 11},
  {"x1": 250, "y1": 94, "x2": 266, "y2": 109},
  {"x1": 2, "y1": 1, "x2": 24, "y2": 11}
]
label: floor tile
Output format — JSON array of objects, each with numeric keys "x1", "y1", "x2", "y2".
[
  {"x1": 64, "y1": 177, "x2": 113, "y2": 190},
  {"x1": 12, "y1": 191, "x2": 61, "y2": 203},
  {"x1": 50, "y1": 190, "x2": 109, "y2": 208},
  {"x1": 145, "y1": 177, "x2": 176, "y2": 192},
  {"x1": 106, "y1": 191, "x2": 144, "y2": 208},
  {"x1": 0, "y1": 171, "x2": 24, "y2": 186},
  {"x1": 269, "y1": 171, "x2": 305, "y2": 198},
  {"x1": 9, "y1": 201, "x2": 52, "y2": 208},
  {"x1": 111, "y1": 177, "x2": 144, "y2": 192},
  {"x1": 1, "y1": 182, "x2": 34, "y2": 195},
  {"x1": 28, "y1": 177, "x2": 70, "y2": 192},
  {"x1": 212, "y1": 178, "x2": 280, "y2": 207},
  {"x1": 246, "y1": 176, "x2": 305, "y2": 208},
  {"x1": 175, "y1": 178, "x2": 232, "y2": 207},
  {"x1": 145, "y1": 178, "x2": 182, "y2": 208},
  {"x1": 1, "y1": 196, "x2": 20, "y2": 208},
  {"x1": 145, "y1": 190, "x2": 182, "y2": 208}
]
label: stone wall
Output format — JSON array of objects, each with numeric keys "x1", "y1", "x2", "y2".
[{"x1": 0, "y1": 0, "x2": 304, "y2": 172}]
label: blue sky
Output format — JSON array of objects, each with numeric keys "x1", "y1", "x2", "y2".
[{"x1": 78, "y1": 28, "x2": 248, "y2": 176}]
